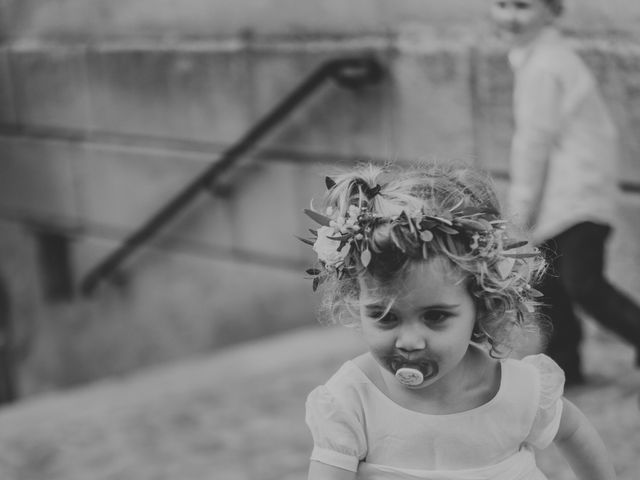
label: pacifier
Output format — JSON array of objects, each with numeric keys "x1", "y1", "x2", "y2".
[{"x1": 395, "y1": 367, "x2": 424, "y2": 386}]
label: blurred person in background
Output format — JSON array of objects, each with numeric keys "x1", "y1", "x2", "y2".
[{"x1": 490, "y1": 0, "x2": 640, "y2": 385}]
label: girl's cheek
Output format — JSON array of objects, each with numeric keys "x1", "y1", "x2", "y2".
[
  {"x1": 365, "y1": 332, "x2": 390, "y2": 352},
  {"x1": 369, "y1": 343, "x2": 394, "y2": 362}
]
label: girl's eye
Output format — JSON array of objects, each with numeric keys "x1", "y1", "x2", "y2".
[
  {"x1": 422, "y1": 310, "x2": 451, "y2": 325},
  {"x1": 368, "y1": 311, "x2": 398, "y2": 328}
]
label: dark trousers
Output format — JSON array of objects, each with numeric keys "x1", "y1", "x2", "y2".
[{"x1": 539, "y1": 222, "x2": 640, "y2": 381}]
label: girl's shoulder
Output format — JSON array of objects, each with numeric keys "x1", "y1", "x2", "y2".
[
  {"x1": 506, "y1": 354, "x2": 566, "y2": 449},
  {"x1": 306, "y1": 356, "x2": 374, "y2": 424},
  {"x1": 325, "y1": 354, "x2": 373, "y2": 389},
  {"x1": 310, "y1": 355, "x2": 374, "y2": 404},
  {"x1": 502, "y1": 354, "x2": 565, "y2": 405},
  {"x1": 503, "y1": 353, "x2": 564, "y2": 377}
]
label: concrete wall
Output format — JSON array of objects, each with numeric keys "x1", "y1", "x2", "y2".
[
  {"x1": 1, "y1": 4, "x2": 640, "y2": 396},
  {"x1": 2, "y1": 0, "x2": 640, "y2": 41}
]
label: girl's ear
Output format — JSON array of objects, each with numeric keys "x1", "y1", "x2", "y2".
[
  {"x1": 471, "y1": 322, "x2": 485, "y2": 342},
  {"x1": 471, "y1": 299, "x2": 487, "y2": 343}
]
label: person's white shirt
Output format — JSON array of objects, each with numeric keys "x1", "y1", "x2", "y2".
[{"x1": 508, "y1": 27, "x2": 619, "y2": 243}]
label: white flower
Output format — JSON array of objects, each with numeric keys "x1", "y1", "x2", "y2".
[
  {"x1": 313, "y1": 226, "x2": 350, "y2": 267},
  {"x1": 346, "y1": 205, "x2": 360, "y2": 222}
]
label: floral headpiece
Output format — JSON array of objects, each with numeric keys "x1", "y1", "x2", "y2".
[{"x1": 299, "y1": 177, "x2": 542, "y2": 299}]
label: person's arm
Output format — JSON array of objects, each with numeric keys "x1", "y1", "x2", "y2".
[
  {"x1": 308, "y1": 460, "x2": 357, "y2": 480},
  {"x1": 554, "y1": 397, "x2": 616, "y2": 480},
  {"x1": 509, "y1": 66, "x2": 562, "y2": 228}
]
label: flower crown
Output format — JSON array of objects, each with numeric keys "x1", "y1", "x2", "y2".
[{"x1": 300, "y1": 177, "x2": 542, "y2": 299}]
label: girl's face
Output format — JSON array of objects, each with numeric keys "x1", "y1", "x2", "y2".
[
  {"x1": 490, "y1": 0, "x2": 556, "y2": 47},
  {"x1": 359, "y1": 260, "x2": 477, "y2": 391}
]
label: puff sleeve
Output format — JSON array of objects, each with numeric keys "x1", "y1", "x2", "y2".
[
  {"x1": 523, "y1": 354, "x2": 566, "y2": 449},
  {"x1": 305, "y1": 385, "x2": 367, "y2": 472}
]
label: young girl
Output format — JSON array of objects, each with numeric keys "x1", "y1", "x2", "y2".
[{"x1": 302, "y1": 163, "x2": 616, "y2": 480}]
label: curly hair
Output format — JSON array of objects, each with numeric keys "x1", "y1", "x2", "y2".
[{"x1": 309, "y1": 161, "x2": 547, "y2": 357}]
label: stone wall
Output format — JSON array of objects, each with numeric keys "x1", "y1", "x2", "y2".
[{"x1": 2, "y1": 0, "x2": 640, "y2": 41}]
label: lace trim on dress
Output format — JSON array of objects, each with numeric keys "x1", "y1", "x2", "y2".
[{"x1": 522, "y1": 354, "x2": 565, "y2": 449}]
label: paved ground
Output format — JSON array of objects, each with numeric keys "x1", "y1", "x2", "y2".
[{"x1": 0, "y1": 321, "x2": 638, "y2": 480}]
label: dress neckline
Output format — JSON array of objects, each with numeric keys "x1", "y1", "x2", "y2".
[{"x1": 347, "y1": 354, "x2": 507, "y2": 418}]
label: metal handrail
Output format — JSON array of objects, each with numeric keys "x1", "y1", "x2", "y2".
[{"x1": 80, "y1": 56, "x2": 384, "y2": 295}]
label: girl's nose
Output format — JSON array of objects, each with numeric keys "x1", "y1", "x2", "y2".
[{"x1": 395, "y1": 324, "x2": 427, "y2": 353}]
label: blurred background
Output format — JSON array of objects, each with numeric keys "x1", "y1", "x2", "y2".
[{"x1": 0, "y1": 0, "x2": 639, "y2": 479}]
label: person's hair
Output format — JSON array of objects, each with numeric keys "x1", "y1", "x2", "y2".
[
  {"x1": 543, "y1": 0, "x2": 564, "y2": 16},
  {"x1": 304, "y1": 161, "x2": 547, "y2": 357}
]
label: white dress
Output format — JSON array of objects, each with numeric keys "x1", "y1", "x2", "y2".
[{"x1": 305, "y1": 354, "x2": 565, "y2": 480}]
